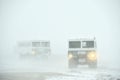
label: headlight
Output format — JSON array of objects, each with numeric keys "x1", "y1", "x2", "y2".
[
  {"x1": 68, "y1": 54, "x2": 73, "y2": 59},
  {"x1": 32, "y1": 50, "x2": 36, "y2": 55},
  {"x1": 87, "y1": 51, "x2": 97, "y2": 60}
]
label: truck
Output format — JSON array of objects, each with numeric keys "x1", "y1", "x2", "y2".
[
  {"x1": 17, "y1": 40, "x2": 51, "y2": 58},
  {"x1": 68, "y1": 38, "x2": 97, "y2": 68}
]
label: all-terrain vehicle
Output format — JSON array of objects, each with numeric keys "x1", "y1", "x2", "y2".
[
  {"x1": 68, "y1": 38, "x2": 97, "y2": 68},
  {"x1": 17, "y1": 40, "x2": 51, "y2": 58}
]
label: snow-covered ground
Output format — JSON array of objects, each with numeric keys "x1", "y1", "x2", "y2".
[
  {"x1": 0, "y1": 68, "x2": 120, "y2": 80},
  {"x1": 46, "y1": 68, "x2": 120, "y2": 80},
  {"x1": 0, "y1": 54, "x2": 120, "y2": 80}
]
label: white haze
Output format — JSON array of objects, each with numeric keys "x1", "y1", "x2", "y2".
[{"x1": 0, "y1": 0, "x2": 120, "y2": 72}]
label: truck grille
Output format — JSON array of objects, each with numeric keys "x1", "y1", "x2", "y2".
[{"x1": 78, "y1": 54, "x2": 86, "y2": 58}]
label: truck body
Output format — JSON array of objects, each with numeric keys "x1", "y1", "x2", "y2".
[
  {"x1": 17, "y1": 40, "x2": 51, "y2": 58},
  {"x1": 68, "y1": 38, "x2": 97, "y2": 68}
]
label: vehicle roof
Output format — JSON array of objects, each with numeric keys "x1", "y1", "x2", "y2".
[
  {"x1": 69, "y1": 38, "x2": 96, "y2": 41},
  {"x1": 17, "y1": 40, "x2": 50, "y2": 45},
  {"x1": 18, "y1": 40, "x2": 50, "y2": 43}
]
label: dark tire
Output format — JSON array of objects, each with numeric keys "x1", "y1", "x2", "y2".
[
  {"x1": 88, "y1": 63, "x2": 97, "y2": 68},
  {"x1": 68, "y1": 59, "x2": 77, "y2": 68}
]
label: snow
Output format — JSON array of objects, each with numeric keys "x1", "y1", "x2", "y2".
[{"x1": 46, "y1": 68, "x2": 120, "y2": 80}]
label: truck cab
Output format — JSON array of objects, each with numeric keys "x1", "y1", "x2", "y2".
[{"x1": 68, "y1": 38, "x2": 97, "y2": 68}]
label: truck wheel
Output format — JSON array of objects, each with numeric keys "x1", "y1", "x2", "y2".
[
  {"x1": 68, "y1": 59, "x2": 77, "y2": 68},
  {"x1": 88, "y1": 63, "x2": 97, "y2": 68}
]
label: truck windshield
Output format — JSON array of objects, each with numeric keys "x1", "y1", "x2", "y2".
[
  {"x1": 32, "y1": 42, "x2": 50, "y2": 47},
  {"x1": 41, "y1": 42, "x2": 50, "y2": 47},
  {"x1": 32, "y1": 42, "x2": 40, "y2": 47},
  {"x1": 82, "y1": 41, "x2": 94, "y2": 48},
  {"x1": 69, "y1": 41, "x2": 81, "y2": 48}
]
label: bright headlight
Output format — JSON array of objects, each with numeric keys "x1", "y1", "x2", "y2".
[
  {"x1": 68, "y1": 54, "x2": 73, "y2": 59},
  {"x1": 32, "y1": 50, "x2": 36, "y2": 55},
  {"x1": 87, "y1": 51, "x2": 97, "y2": 60}
]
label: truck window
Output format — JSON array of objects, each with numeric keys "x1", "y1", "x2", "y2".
[
  {"x1": 41, "y1": 42, "x2": 50, "y2": 47},
  {"x1": 69, "y1": 41, "x2": 81, "y2": 48},
  {"x1": 82, "y1": 41, "x2": 94, "y2": 48},
  {"x1": 32, "y1": 42, "x2": 40, "y2": 47}
]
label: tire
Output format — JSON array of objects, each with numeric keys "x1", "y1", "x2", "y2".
[
  {"x1": 88, "y1": 63, "x2": 97, "y2": 68},
  {"x1": 68, "y1": 59, "x2": 77, "y2": 68}
]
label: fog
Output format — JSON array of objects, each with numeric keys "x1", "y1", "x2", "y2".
[{"x1": 0, "y1": 0, "x2": 120, "y2": 72}]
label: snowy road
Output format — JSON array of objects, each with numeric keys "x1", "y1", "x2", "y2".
[
  {"x1": 0, "y1": 54, "x2": 120, "y2": 80},
  {"x1": 46, "y1": 68, "x2": 120, "y2": 80},
  {"x1": 0, "y1": 68, "x2": 120, "y2": 80}
]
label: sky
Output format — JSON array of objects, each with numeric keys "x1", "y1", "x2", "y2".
[{"x1": 0, "y1": 0, "x2": 120, "y2": 70}]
